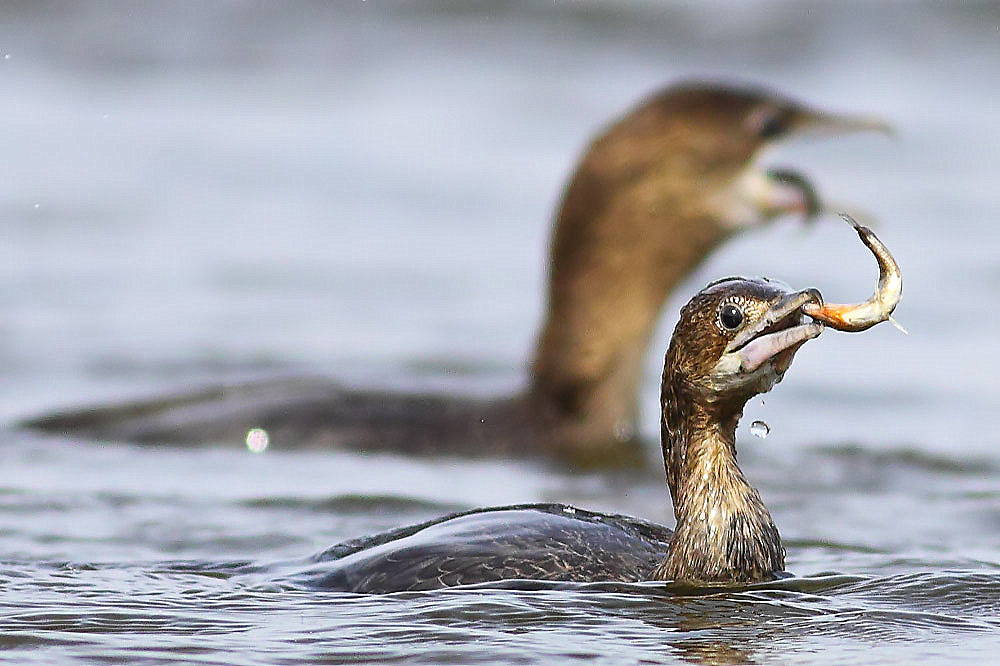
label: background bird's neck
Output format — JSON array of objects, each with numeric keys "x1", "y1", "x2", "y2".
[
  {"x1": 654, "y1": 379, "x2": 784, "y2": 583},
  {"x1": 526, "y1": 139, "x2": 731, "y2": 464}
]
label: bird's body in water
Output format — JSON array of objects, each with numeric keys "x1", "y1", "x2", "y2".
[
  {"x1": 304, "y1": 504, "x2": 673, "y2": 593},
  {"x1": 302, "y1": 277, "x2": 829, "y2": 593},
  {"x1": 23, "y1": 82, "x2": 886, "y2": 466}
]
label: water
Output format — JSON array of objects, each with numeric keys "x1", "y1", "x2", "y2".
[
  {"x1": 245, "y1": 427, "x2": 270, "y2": 454},
  {"x1": 1, "y1": 2, "x2": 999, "y2": 664},
  {"x1": 750, "y1": 420, "x2": 770, "y2": 439}
]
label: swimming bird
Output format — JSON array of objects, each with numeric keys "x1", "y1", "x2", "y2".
[
  {"x1": 302, "y1": 277, "x2": 827, "y2": 592},
  {"x1": 301, "y1": 220, "x2": 902, "y2": 592},
  {"x1": 22, "y1": 82, "x2": 886, "y2": 466}
]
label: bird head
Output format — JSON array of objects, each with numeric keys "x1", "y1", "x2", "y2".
[
  {"x1": 665, "y1": 277, "x2": 824, "y2": 407},
  {"x1": 616, "y1": 82, "x2": 890, "y2": 229}
]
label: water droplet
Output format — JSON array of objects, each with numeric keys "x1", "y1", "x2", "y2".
[
  {"x1": 750, "y1": 420, "x2": 770, "y2": 439},
  {"x1": 3, "y1": 54, "x2": 10, "y2": 60},
  {"x1": 245, "y1": 427, "x2": 269, "y2": 453},
  {"x1": 32, "y1": 203, "x2": 39, "y2": 209}
]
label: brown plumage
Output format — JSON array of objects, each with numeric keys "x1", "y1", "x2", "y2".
[
  {"x1": 653, "y1": 278, "x2": 821, "y2": 581},
  {"x1": 298, "y1": 277, "x2": 825, "y2": 593},
  {"x1": 22, "y1": 82, "x2": 880, "y2": 466}
]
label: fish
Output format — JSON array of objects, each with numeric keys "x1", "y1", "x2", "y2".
[{"x1": 802, "y1": 214, "x2": 906, "y2": 333}]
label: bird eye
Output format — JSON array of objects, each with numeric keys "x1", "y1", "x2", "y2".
[
  {"x1": 719, "y1": 304, "x2": 744, "y2": 330},
  {"x1": 747, "y1": 106, "x2": 787, "y2": 139},
  {"x1": 758, "y1": 114, "x2": 784, "y2": 138}
]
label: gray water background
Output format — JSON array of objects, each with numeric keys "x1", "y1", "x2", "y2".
[{"x1": 0, "y1": 2, "x2": 999, "y2": 664}]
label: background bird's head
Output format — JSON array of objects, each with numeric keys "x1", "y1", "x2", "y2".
[{"x1": 596, "y1": 81, "x2": 889, "y2": 230}]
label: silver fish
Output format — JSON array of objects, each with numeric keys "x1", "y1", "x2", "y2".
[{"x1": 803, "y1": 214, "x2": 905, "y2": 333}]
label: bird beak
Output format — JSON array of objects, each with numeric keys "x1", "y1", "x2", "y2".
[
  {"x1": 709, "y1": 288, "x2": 824, "y2": 391},
  {"x1": 725, "y1": 288, "x2": 823, "y2": 357},
  {"x1": 785, "y1": 107, "x2": 893, "y2": 138},
  {"x1": 758, "y1": 168, "x2": 822, "y2": 218}
]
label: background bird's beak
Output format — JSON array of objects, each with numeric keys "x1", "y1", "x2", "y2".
[
  {"x1": 763, "y1": 168, "x2": 821, "y2": 217},
  {"x1": 738, "y1": 167, "x2": 821, "y2": 221},
  {"x1": 748, "y1": 108, "x2": 890, "y2": 223},
  {"x1": 787, "y1": 108, "x2": 893, "y2": 137}
]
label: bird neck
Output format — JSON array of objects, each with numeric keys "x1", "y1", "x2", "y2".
[
  {"x1": 653, "y1": 377, "x2": 784, "y2": 583},
  {"x1": 526, "y1": 123, "x2": 732, "y2": 464}
]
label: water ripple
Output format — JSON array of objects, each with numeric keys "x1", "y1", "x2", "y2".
[{"x1": 1, "y1": 562, "x2": 999, "y2": 665}]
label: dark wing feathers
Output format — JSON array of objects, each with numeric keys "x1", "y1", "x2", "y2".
[{"x1": 304, "y1": 504, "x2": 672, "y2": 593}]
